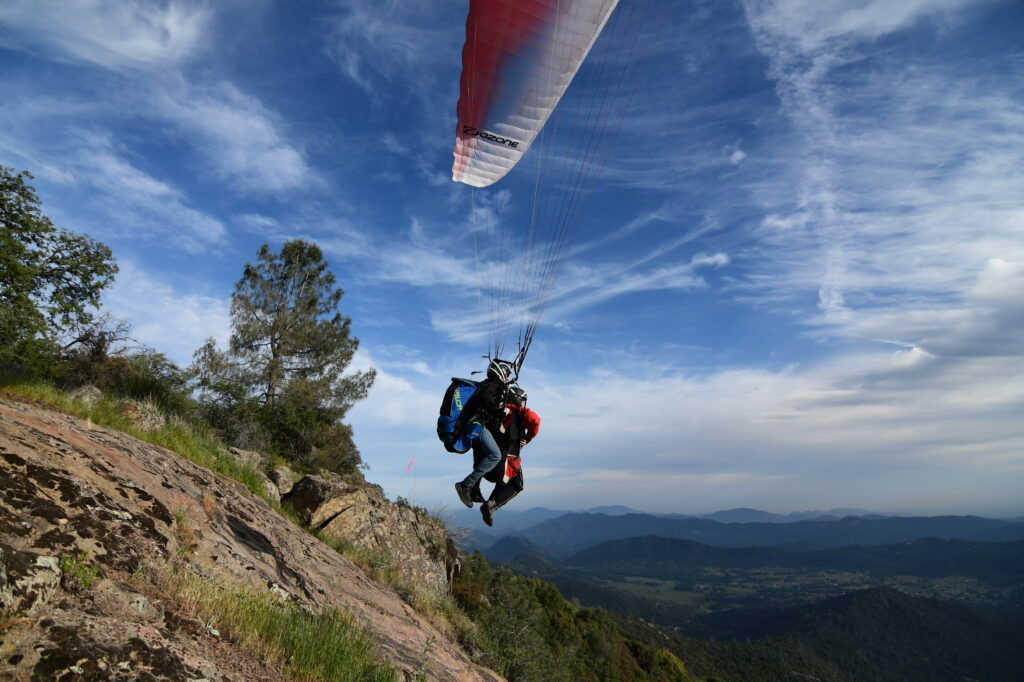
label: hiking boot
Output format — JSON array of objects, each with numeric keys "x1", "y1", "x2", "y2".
[
  {"x1": 454, "y1": 482, "x2": 474, "y2": 508},
  {"x1": 471, "y1": 484, "x2": 485, "y2": 503},
  {"x1": 481, "y1": 500, "x2": 496, "y2": 527}
]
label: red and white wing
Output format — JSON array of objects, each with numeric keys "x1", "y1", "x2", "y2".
[{"x1": 452, "y1": 0, "x2": 620, "y2": 188}]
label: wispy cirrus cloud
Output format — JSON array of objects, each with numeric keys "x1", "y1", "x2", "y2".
[
  {"x1": 0, "y1": 88, "x2": 230, "y2": 252},
  {"x1": 744, "y1": 0, "x2": 979, "y2": 51},
  {"x1": 544, "y1": 252, "x2": 729, "y2": 322},
  {"x1": 153, "y1": 79, "x2": 311, "y2": 192},
  {"x1": 316, "y1": 200, "x2": 731, "y2": 345},
  {"x1": 0, "y1": 0, "x2": 211, "y2": 70},
  {"x1": 325, "y1": 0, "x2": 458, "y2": 103},
  {"x1": 3, "y1": 128, "x2": 229, "y2": 253},
  {"x1": 737, "y1": 0, "x2": 1023, "y2": 353},
  {"x1": 2, "y1": 1, "x2": 310, "y2": 198},
  {"x1": 323, "y1": 0, "x2": 464, "y2": 187}
]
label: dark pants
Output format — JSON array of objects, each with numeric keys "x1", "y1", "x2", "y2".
[{"x1": 473, "y1": 450, "x2": 525, "y2": 509}]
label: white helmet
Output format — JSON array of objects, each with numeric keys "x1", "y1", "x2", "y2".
[{"x1": 487, "y1": 358, "x2": 514, "y2": 383}]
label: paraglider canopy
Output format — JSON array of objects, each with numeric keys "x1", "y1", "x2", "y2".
[
  {"x1": 451, "y1": 0, "x2": 653, "y2": 367},
  {"x1": 453, "y1": 0, "x2": 620, "y2": 188}
]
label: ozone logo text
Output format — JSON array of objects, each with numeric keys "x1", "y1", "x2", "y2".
[{"x1": 462, "y1": 125, "x2": 520, "y2": 148}]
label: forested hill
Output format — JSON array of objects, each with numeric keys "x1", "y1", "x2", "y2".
[
  {"x1": 617, "y1": 587, "x2": 1024, "y2": 682},
  {"x1": 512, "y1": 511, "x2": 1024, "y2": 553},
  {"x1": 701, "y1": 587, "x2": 1024, "y2": 681}
]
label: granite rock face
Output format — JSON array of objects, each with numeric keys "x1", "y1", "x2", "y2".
[
  {"x1": 0, "y1": 397, "x2": 501, "y2": 681},
  {"x1": 0, "y1": 545, "x2": 61, "y2": 616}
]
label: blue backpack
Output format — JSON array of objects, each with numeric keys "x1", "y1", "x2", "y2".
[{"x1": 437, "y1": 377, "x2": 483, "y2": 453}]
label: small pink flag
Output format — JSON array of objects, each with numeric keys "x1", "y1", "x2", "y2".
[{"x1": 405, "y1": 457, "x2": 415, "y2": 474}]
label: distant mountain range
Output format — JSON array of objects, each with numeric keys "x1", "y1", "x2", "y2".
[
  {"x1": 471, "y1": 512, "x2": 1024, "y2": 555},
  {"x1": 696, "y1": 506, "x2": 879, "y2": 523},
  {"x1": 452, "y1": 504, "x2": 639, "y2": 536},
  {"x1": 453, "y1": 505, "x2": 888, "y2": 537}
]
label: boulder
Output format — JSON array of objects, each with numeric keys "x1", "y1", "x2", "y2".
[
  {"x1": 268, "y1": 464, "x2": 298, "y2": 496},
  {"x1": 67, "y1": 384, "x2": 103, "y2": 408},
  {"x1": 228, "y1": 446, "x2": 266, "y2": 472},
  {"x1": 285, "y1": 475, "x2": 348, "y2": 525},
  {"x1": 115, "y1": 400, "x2": 165, "y2": 432},
  {"x1": 258, "y1": 473, "x2": 281, "y2": 506}
]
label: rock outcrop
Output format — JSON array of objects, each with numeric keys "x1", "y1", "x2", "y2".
[
  {"x1": 268, "y1": 464, "x2": 297, "y2": 496},
  {"x1": 0, "y1": 396, "x2": 501, "y2": 681},
  {"x1": 286, "y1": 475, "x2": 458, "y2": 598}
]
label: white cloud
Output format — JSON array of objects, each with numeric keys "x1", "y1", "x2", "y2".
[
  {"x1": 0, "y1": 0, "x2": 210, "y2": 70},
  {"x1": 829, "y1": 259, "x2": 1024, "y2": 358},
  {"x1": 736, "y1": 0, "x2": 1024, "y2": 361},
  {"x1": 326, "y1": 0, "x2": 455, "y2": 101},
  {"x1": 352, "y1": 336, "x2": 1024, "y2": 516},
  {"x1": 323, "y1": 0, "x2": 467, "y2": 184},
  {"x1": 319, "y1": 196, "x2": 731, "y2": 345},
  {"x1": 155, "y1": 80, "x2": 310, "y2": 192},
  {"x1": 543, "y1": 252, "x2": 729, "y2": 322},
  {"x1": 1, "y1": 130, "x2": 229, "y2": 253},
  {"x1": 67, "y1": 134, "x2": 228, "y2": 252},
  {"x1": 745, "y1": 0, "x2": 979, "y2": 52},
  {"x1": 86, "y1": 148, "x2": 176, "y2": 198},
  {"x1": 236, "y1": 213, "x2": 279, "y2": 232},
  {"x1": 348, "y1": 348, "x2": 438, "y2": 428},
  {"x1": 520, "y1": 341, "x2": 1023, "y2": 513},
  {"x1": 103, "y1": 260, "x2": 231, "y2": 365}
]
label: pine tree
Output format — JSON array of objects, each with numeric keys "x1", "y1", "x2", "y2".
[{"x1": 194, "y1": 240, "x2": 375, "y2": 474}]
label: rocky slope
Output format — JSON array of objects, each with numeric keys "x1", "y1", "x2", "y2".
[{"x1": 0, "y1": 396, "x2": 501, "y2": 681}]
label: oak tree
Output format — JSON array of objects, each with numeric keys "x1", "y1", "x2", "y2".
[{"x1": 0, "y1": 167, "x2": 117, "y2": 374}]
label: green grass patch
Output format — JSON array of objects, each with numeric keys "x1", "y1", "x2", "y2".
[
  {"x1": 164, "y1": 564, "x2": 396, "y2": 682},
  {"x1": 600, "y1": 576, "x2": 707, "y2": 607},
  {"x1": 59, "y1": 551, "x2": 100, "y2": 591}
]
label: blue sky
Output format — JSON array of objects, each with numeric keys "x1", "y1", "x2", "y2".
[{"x1": 2, "y1": 0, "x2": 1022, "y2": 517}]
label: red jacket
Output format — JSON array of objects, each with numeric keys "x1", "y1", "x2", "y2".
[{"x1": 502, "y1": 403, "x2": 541, "y2": 444}]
